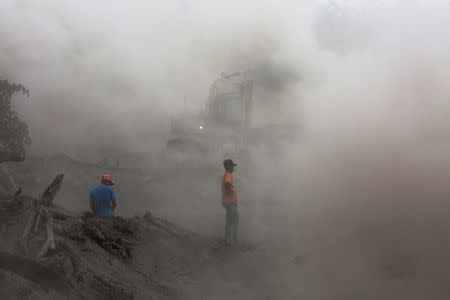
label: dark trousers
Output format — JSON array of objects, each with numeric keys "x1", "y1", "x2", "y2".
[{"x1": 223, "y1": 203, "x2": 238, "y2": 242}]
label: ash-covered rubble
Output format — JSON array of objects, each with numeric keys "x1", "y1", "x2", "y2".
[{"x1": 0, "y1": 173, "x2": 191, "y2": 300}]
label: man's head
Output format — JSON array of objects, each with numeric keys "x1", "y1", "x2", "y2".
[
  {"x1": 223, "y1": 159, "x2": 237, "y2": 173},
  {"x1": 101, "y1": 174, "x2": 115, "y2": 186}
]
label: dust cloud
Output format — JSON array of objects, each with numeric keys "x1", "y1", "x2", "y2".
[
  {"x1": 2, "y1": 0, "x2": 450, "y2": 298},
  {"x1": 0, "y1": 0, "x2": 304, "y2": 158}
]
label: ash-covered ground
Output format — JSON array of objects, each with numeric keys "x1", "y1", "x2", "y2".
[{"x1": 1, "y1": 147, "x2": 450, "y2": 299}]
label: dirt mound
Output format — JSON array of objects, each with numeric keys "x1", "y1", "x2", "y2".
[
  {"x1": 0, "y1": 174, "x2": 203, "y2": 299},
  {"x1": 0, "y1": 170, "x2": 269, "y2": 300}
]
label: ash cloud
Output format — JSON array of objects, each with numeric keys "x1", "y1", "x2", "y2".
[
  {"x1": 0, "y1": 0, "x2": 304, "y2": 158},
  {"x1": 2, "y1": 0, "x2": 450, "y2": 297}
]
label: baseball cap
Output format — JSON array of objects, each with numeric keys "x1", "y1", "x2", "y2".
[
  {"x1": 223, "y1": 159, "x2": 237, "y2": 168},
  {"x1": 101, "y1": 174, "x2": 115, "y2": 185}
]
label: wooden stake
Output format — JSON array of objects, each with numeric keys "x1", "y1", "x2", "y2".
[
  {"x1": 41, "y1": 174, "x2": 64, "y2": 206},
  {"x1": 20, "y1": 208, "x2": 37, "y2": 251},
  {"x1": 33, "y1": 205, "x2": 43, "y2": 233},
  {"x1": 36, "y1": 209, "x2": 55, "y2": 259}
]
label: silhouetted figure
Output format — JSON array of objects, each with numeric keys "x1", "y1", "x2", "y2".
[{"x1": 221, "y1": 159, "x2": 238, "y2": 246}]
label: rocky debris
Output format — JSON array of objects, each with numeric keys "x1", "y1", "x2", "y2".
[
  {"x1": 81, "y1": 216, "x2": 140, "y2": 260},
  {"x1": 0, "y1": 169, "x2": 249, "y2": 299},
  {"x1": 0, "y1": 174, "x2": 178, "y2": 299},
  {"x1": 19, "y1": 174, "x2": 63, "y2": 256}
]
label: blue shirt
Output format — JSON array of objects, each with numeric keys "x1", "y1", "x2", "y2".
[{"x1": 90, "y1": 184, "x2": 116, "y2": 216}]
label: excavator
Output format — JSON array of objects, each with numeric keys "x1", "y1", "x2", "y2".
[
  {"x1": 165, "y1": 67, "x2": 299, "y2": 165},
  {"x1": 166, "y1": 70, "x2": 252, "y2": 161}
]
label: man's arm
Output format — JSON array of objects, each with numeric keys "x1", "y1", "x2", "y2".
[
  {"x1": 224, "y1": 182, "x2": 233, "y2": 197},
  {"x1": 110, "y1": 188, "x2": 117, "y2": 211},
  {"x1": 89, "y1": 200, "x2": 95, "y2": 214},
  {"x1": 89, "y1": 190, "x2": 96, "y2": 214}
]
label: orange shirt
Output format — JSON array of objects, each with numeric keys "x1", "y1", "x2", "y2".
[{"x1": 222, "y1": 172, "x2": 237, "y2": 204}]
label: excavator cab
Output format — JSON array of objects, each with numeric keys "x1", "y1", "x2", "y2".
[
  {"x1": 165, "y1": 70, "x2": 253, "y2": 164},
  {"x1": 203, "y1": 72, "x2": 253, "y2": 137}
]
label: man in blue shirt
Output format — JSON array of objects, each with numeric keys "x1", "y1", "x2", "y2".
[{"x1": 89, "y1": 174, "x2": 117, "y2": 216}]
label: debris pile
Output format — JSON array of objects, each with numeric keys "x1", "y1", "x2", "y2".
[
  {"x1": 20, "y1": 174, "x2": 63, "y2": 258},
  {"x1": 0, "y1": 174, "x2": 173, "y2": 299},
  {"x1": 82, "y1": 216, "x2": 137, "y2": 260}
]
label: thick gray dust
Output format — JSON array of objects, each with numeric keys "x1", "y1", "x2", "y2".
[{"x1": 2, "y1": 0, "x2": 450, "y2": 299}]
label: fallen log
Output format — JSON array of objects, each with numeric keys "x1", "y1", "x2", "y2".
[
  {"x1": 41, "y1": 173, "x2": 64, "y2": 206},
  {"x1": 33, "y1": 205, "x2": 43, "y2": 233},
  {"x1": 20, "y1": 205, "x2": 37, "y2": 251},
  {"x1": 20, "y1": 174, "x2": 64, "y2": 253},
  {"x1": 36, "y1": 209, "x2": 55, "y2": 259}
]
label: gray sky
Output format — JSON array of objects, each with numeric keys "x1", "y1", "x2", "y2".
[{"x1": 1, "y1": 0, "x2": 449, "y2": 158}]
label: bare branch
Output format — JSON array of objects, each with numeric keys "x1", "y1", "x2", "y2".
[{"x1": 41, "y1": 174, "x2": 64, "y2": 206}]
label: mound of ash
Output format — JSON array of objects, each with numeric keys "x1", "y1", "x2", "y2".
[{"x1": 0, "y1": 174, "x2": 188, "y2": 299}]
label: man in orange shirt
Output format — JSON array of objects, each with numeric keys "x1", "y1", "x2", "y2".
[{"x1": 222, "y1": 159, "x2": 238, "y2": 246}]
